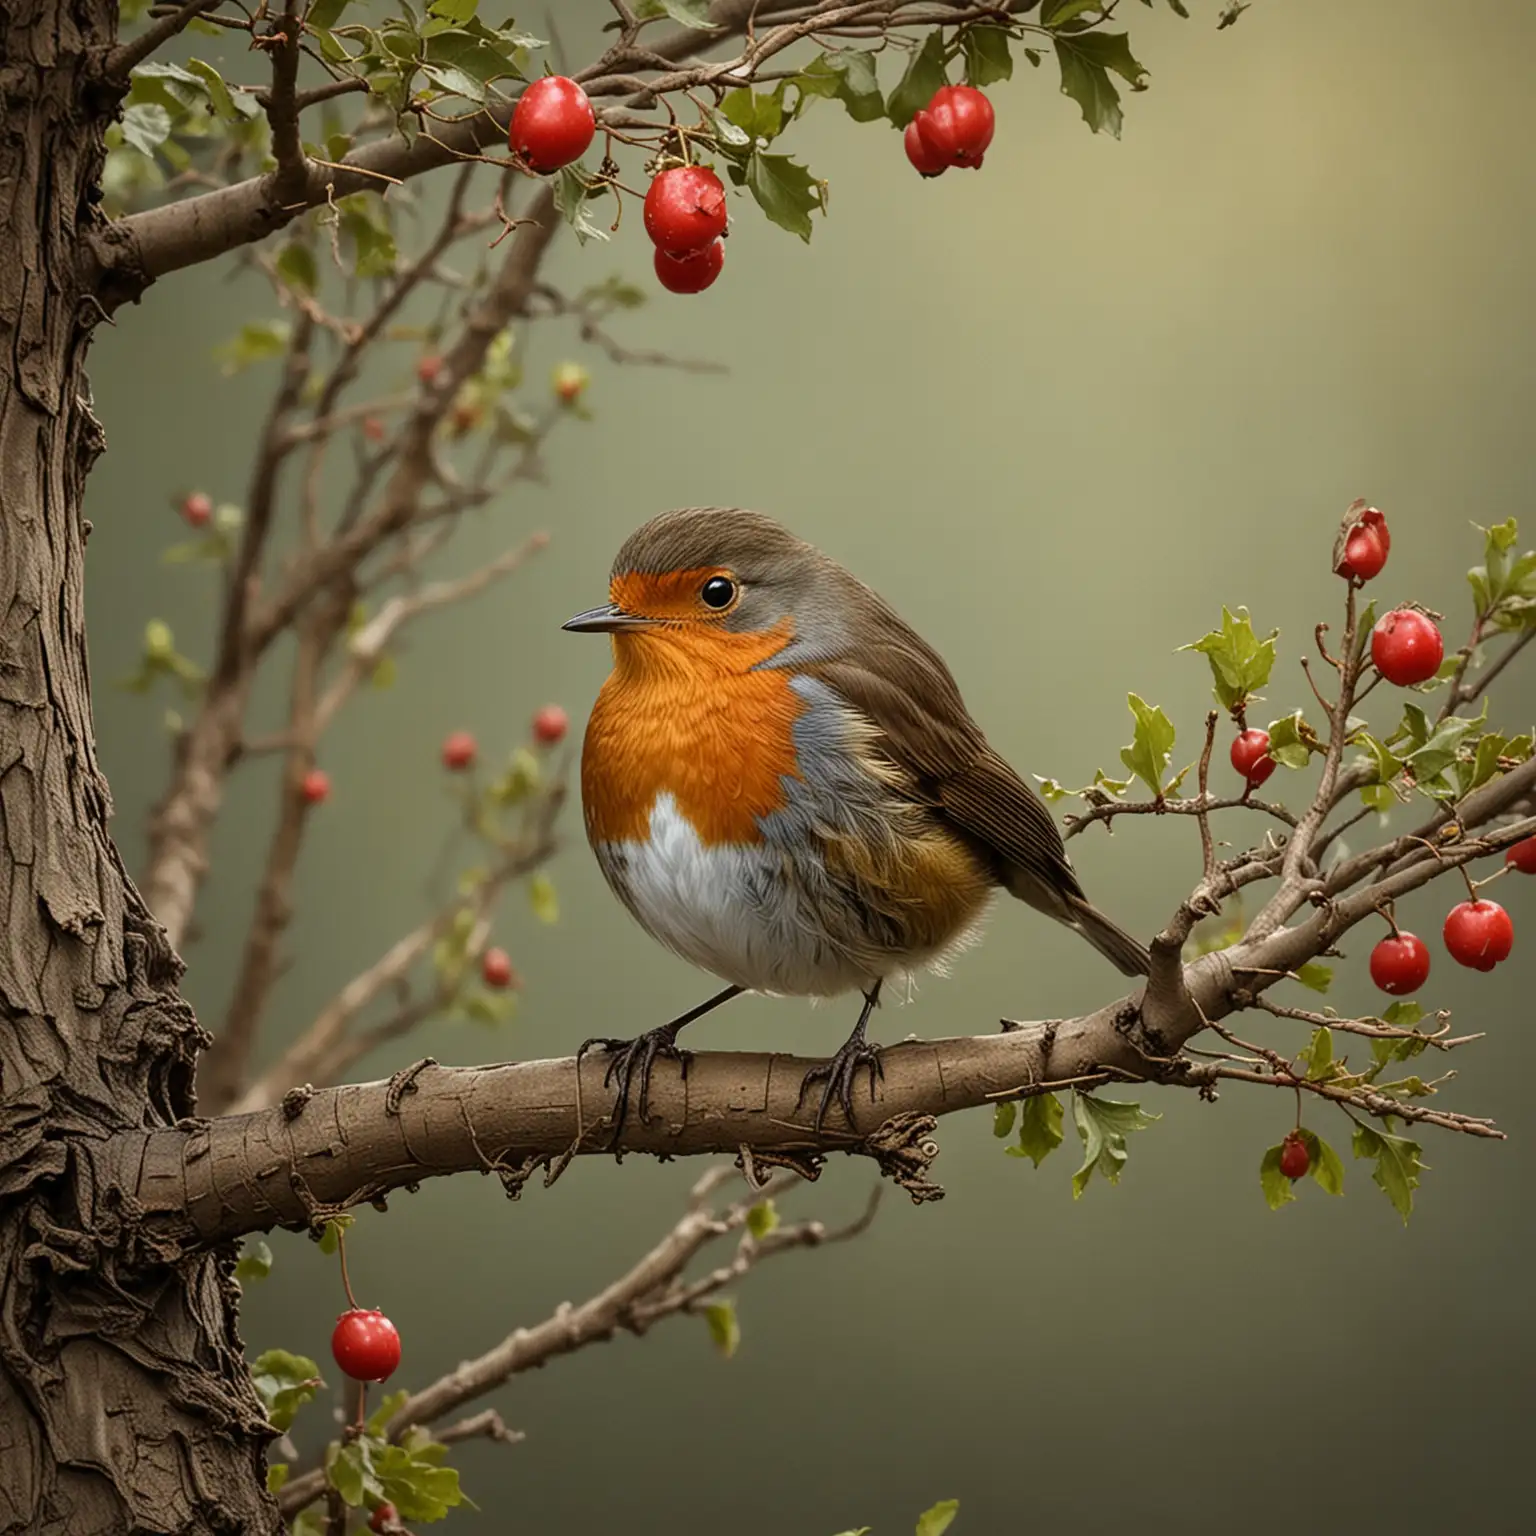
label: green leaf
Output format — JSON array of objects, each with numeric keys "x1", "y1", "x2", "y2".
[
  {"x1": 1043, "y1": 0, "x2": 1102, "y2": 24},
  {"x1": 704, "y1": 1300, "x2": 740, "y2": 1359},
  {"x1": 746, "y1": 1199, "x2": 779, "y2": 1239},
  {"x1": 428, "y1": 0, "x2": 478, "y2": 22},
  {"x1": 267, "y1": 1463, "x2": 290, "y2": 1495},
  {"x1": 120, "y1": 102, "x2": 172, "y2": 157},
  {"x1": 186, "y1": 58, "x2": 241, "y2": 120},
  {"x1": 1118, "y1": 693, "x2": 1176, "y2": 797},
  {"x1": 886, "y1": 31, "x2": 948, "y2": 128},
  {"x1": 375, "y1": 1437, "x2": 471, "y2": 1522},
  {"x1": 1382, "y1": 1000, "x2": 1424, "y2": 1028},
  {"x1": 720, "y1": 87, "x2": 783, "y2": 143},
  {"x1": 745, "y1": 152, "x2": 823, "y2": 241},
  {"x1": 308, "y1": 0, "x2": 352, "y2": 27},
  {"x1": 796, "y1": 49, "x2": 885, "y2": 122},
  {"x1": 1294, "y1": 962, "x2": 1332, "y2": 995},
  {"x1": 915, "y1": 1501, "x2": 960, "y2": 1536},
  {"x1": 553, "y1": 165, "x2": 611, "y2": 244},
  {"x1": 992, "y1": 1100, "x2": 1016, "y2": 1139},
  {"x1": 340, "y1": 199, "x2": 398, "y2": 278},
  {"x1": 275, "y1": 242, "x2": 317, "y2": 295},
  {"x1": 961, "y1": 25, "x2": 1013, "y2": 85},
  {"x1": 636, "y1": 0, "x2": 718, "y2": 28},
  {"x1": 1007, "y1": 1091, "x2": 1064, "y2": 1167},
  {"x1": 316, "y1": 1214, "x2": 355, "y2": 1255},
  {"x1": 1300, "y1": 1027, "x2": 1334, "y2": 1079},
  {"x1": 367, "y1": 1388, "x2": 411, "y2": 1436},
  {"x1": 528, "y1": 872, "x2": 558, "y2": 924},
  {"x1": 1054, "y1": 32, "x2": 1147, "y2": 139},
  {"x1": 1352, "y1": 1122, "x2": 1425, "y2": 1224},
  {"x1": 327, "y1": 1440, "x2": 381, "y2": 1510},
  {"x1": 214, "y1": 319, "x2": 292, "y2": 374},
  {"x1": 250, "y1": 1349, "x2": 322, "y2": 1433},
  {"x1": 235, "y1": 1238, "x2": 273, "y2": 1282},
  {"x1": 1259, "y1": 1144, "x2": 1296, "y2": 1210},
  {"x1": 1265, "y1": 710, "x2": 1314, "y2": 770},
  {"x1": 1070, "y1": 1092, "x2": 1158, "y2": 1197},
  {"x1": 1179, "y1": 606, "x2": 1277, "y2": 711},
  {"x1": 1301, "y1": 1130, "x2": 1345, "y2": 1196}
]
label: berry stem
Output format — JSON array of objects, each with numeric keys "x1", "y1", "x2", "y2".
[
  {"x1": 1380, "y1": 901, "x2": 1401, "y2": 938},
  {"x1": 1459, "y1": 864, "x2": 1479, "y2": 902},
  {"x1": 354, "y1": 1379, "x2": 368, "y2": 1431},
  {"x1": 336, "y1": 1227, "x2": 360, "y2": 1311}
]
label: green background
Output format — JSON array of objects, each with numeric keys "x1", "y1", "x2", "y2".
[{"x1": 87, "y1": 3, "x2": 1533, "y2": 1532}]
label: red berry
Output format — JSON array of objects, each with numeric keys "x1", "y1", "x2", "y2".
[
  {"x1": 416, "y1": 355, "x2": 443, "y2": 387},
  {"x1": 1279, "y1": 1132, "x2": 1310, "y2": 1181},
  {"x1": 1369, "y1": 931, "x2": 1431, "y2": 995},
  {"x1": 532, "y1": 704, "x2": 568, "y2": 745},
  {"x1": 301, "y1": 768, "x2": 330, "y2": 805},
  {"x1": 481, "y1": 946, "x2": 516, "y2": 989},
  {"x1": 331, "y1": 1309, "x2": 401, "y2": 1383},
  {"x1": 912, "y1": 84, "x2": 995, "y2": 170},
  {"x1": 1371, "y1": 609, "x2": 1445, "y2": 687},
  {"x1": 903, "y1": 119, "x2": 948, "y2": 177},
  {"x1": 369, "y1": 1506, "x2": 398, "y2": 1535},
  {"x1": 1334, "y1": 506, "x2": 1390, "y2": 583},
  {"x1": 1230, "y1": 728, "x2": 1276, "y2": 788},
  {"x1": 654, "y1": 240, "x2": 723, "y2": 295},
  {"x1": 441, "y1": 731, "x2": 477, "y2": 771},
  {"x1": 181, "y1": 491, "x2": 213, "y2": 527},
  {"x1": 1506, "y1": 836, "x2": 1536, "y2": 875},
  {"x1": 363, "y1": 416, "x2": 386, "y2": 443},
  {"x1": 509, "y1": 76, "x2": 595, "y2": 173},
  {"x1": 643, "y1": 166, "x2": 728, "y2": 255},
  {"x1": 1443, "y1": 899, "x2": 1514, "y2": 971}
]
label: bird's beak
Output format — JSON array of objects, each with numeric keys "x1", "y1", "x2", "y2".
[{"x1": 561, "y1": 603, "x2": 659, "y2": 634}]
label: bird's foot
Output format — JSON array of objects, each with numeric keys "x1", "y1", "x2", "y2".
[
  {"x1": 577, "y1": 1024, "x2": 691, "y2": 1139},
  {"x1": 797, "y1": 1033, "x2": 885, "y2": 1135}
]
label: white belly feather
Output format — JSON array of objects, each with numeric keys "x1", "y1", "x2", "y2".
[{"x1": 595, "y1": 792, "x2": 882, "y2": 997}]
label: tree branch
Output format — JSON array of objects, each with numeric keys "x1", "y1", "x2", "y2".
[
  {"x1": 275, "y1": 1165, "x2": 877, "y2": 1518},
  {"x1": 103, "y1": 0, "x2": 226, "y2": 79}
]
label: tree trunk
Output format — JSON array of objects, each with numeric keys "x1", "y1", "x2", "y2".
[{"x1": 0, "y1": 6, "x2": 275, "y2": 1531}]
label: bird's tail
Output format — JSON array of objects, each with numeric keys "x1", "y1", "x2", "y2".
[{"x1": 1064, "y1": 893, "x2": 1150, "y2": 977}]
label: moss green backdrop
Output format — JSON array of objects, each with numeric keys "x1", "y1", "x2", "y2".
[{"x1": 87, "y1": 3, "x2": 1532, "y2": 1532}]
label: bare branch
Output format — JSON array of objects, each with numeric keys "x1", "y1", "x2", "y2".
[
  {"x1": 263, "y1": 1, "x2": 308, "y2": 207},
  {"x1": 275, "y1": 1166, "x2": 877, "y2": 1519},
  {"x1": 104, "y1": 0, "x2": 226, "y2": 79}
]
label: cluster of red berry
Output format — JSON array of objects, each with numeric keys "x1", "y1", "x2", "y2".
[
  {"x1": 507, "y1": 76, "x2": 729, "y2": 295},
  {"x1": 902, "y1": 84, "x2": 995, "y2": 177}
]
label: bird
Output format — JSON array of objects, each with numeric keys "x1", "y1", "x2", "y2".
[{"x1": 563, "y1": 508, "x2": 1148, "y2": 1135}]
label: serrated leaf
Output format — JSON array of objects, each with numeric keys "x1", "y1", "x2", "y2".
[
  {"x1": 375, "y1": 1439, "x2": 470, "y2": 1521},
  {"x1": 721, "y1": 87, "x2": 783, "y2": 143},
  {"x1": 1007, "y1": 1091, "x2": 1064, "y2": 1167},
  {"x1": 1179, "y1": 606, "x2": 1277, "y2": 711},
  {"x1": 886, "y1": 31, "x2": 948, "y2": 128},
  {"x1": 327, "y1": 1440, "x2": 381, "y2": 1509},
  {"x1": 915, "y1": 1501, "x2": 959, "y2": 1536},
  {"x1": 1054, "y1": 38, "x2": 1121, "y2": 136},
  {"x1": 745, "y1": 152, "x2": 822, "y2": 241},
  {"x1": 235, "y1": 1238, "x2": 273, "y2": 1282},
  {"x1": 250, "y1": 1349, "x2": 322, "y2": 1433},
  {"x1": 1070, "y1": 1092, "x2": 1158, "y2": 1197},
  {"x1": 1294, "y1": 962, "x2": 1332, "y2": 995},
  {"x1": 1119, "y1": 693, "x2": 1176, "y2": 797},
  {"x1": 992, "y1": 1100, "x2": 1016, "y2": 1139},
  {"x1": 961, "y1": 25, "x2": 1013, "y2": 85},
  {"x1": 746, "y1": 1199, "x2": 779, "y2": 1239},
  {"x1": 704, "y1": 1300, "x2": 740, "y2": 1358},
  {"x1": 1259, "y1": 1144, "x2": 1296, "y2": 1209},
  {"x1": 796, "y1": 49, "x2": 885, "y2": 122},
  {"x1": 1352, "y1": 1122, "x2": 1425, "y2": 1223}
]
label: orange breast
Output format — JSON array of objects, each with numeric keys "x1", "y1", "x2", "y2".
[{"x1": 581, "y1": 619, "x2": 804, "y2": 846}]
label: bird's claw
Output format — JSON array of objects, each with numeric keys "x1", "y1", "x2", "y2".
[
  {"x1": 577, "y1": 1026, "x2": 691, "y2": 1139},
  {"x1": 797, "y1": 1036, "x2": 885, "y2": 1135}
]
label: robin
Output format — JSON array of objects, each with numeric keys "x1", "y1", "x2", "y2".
[{"x1": 564, "y1": 508, "x2": 1148, "y2": 1134}]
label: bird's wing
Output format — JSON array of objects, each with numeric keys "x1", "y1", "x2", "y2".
[{"x1": 802, "y1": 636, "x2": 1086, "y2": 904}]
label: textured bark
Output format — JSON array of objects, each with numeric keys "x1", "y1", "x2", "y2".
[{"x1": 0, "y1": 7, "x2": 275, "y2": 1532}]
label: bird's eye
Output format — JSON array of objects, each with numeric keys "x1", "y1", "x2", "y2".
[{"x1": 700, "y1": 576, "x2": 737, "y2": 610}]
